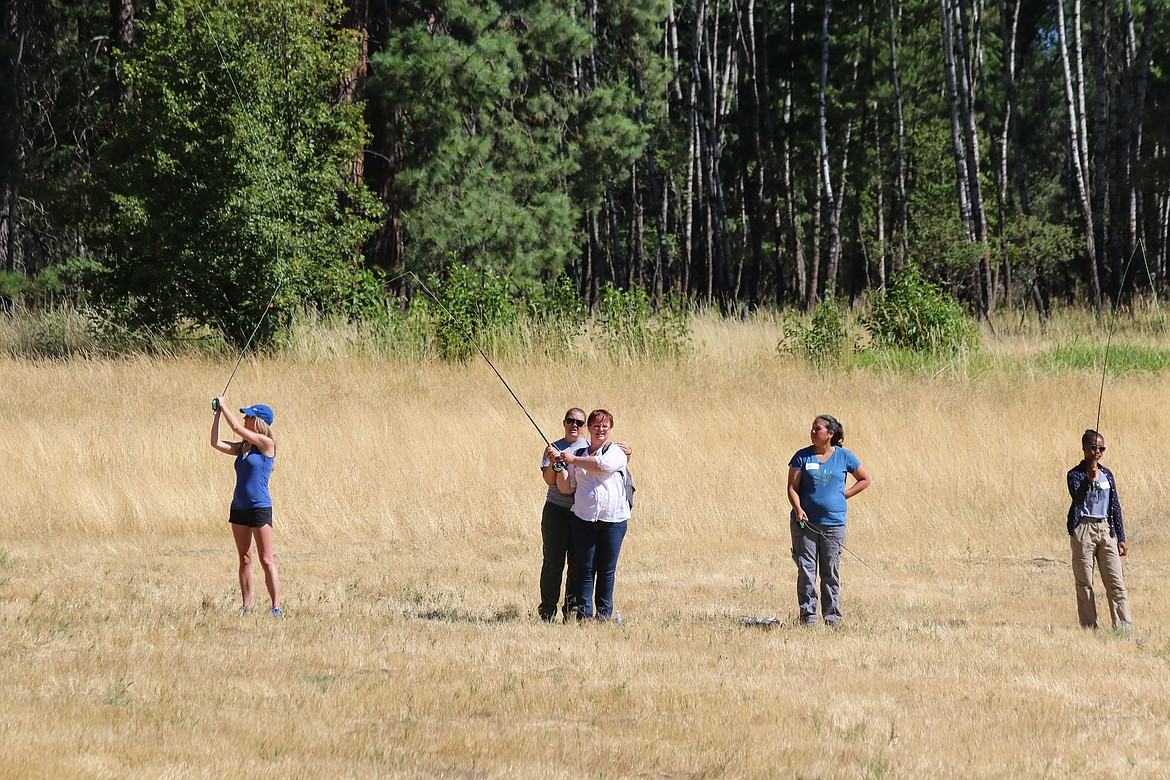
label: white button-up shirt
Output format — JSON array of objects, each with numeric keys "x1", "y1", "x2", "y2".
[{"x1": 570, "y1": 443, "x2": 630, "y2": 523}]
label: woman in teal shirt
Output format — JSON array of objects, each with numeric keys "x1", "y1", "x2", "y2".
[{"x1": 786, "y1": 415, "x2": 871, "y2": 625}]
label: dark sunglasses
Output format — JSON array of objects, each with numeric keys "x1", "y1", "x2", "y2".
[
  {"x1": 564, "y1": 418, "x2": 586, "y2": 427},
  {"x1": 1086, "y1": 445, "x2": 1106, "y2": 452}
]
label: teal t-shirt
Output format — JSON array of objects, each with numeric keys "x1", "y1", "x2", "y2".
[{"x1": 788, "y1": 446, "x2": 861, "y2": 526}]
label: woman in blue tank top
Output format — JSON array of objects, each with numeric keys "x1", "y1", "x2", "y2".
[{"x1": 211, "y1": 397, "x2": 282, "y2": 617}]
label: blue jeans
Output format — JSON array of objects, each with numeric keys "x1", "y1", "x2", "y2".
[
  {"x1": 539, "y1": 502, "x2": 577, "y2": 621},
  {"x1": 572, "y1": 516, "x2": 627, "y2": 619},
  {"x1": 791, "y1": 520, "x2": 845, "y2": 624}
]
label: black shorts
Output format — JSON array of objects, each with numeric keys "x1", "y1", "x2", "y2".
[{"x1": 229, "y1": 506, "x2": 273, "y2": 527}]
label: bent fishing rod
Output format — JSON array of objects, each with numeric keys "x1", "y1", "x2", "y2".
[{"x1": 389, "y1": 269, "x2": 555, "y2": 448}]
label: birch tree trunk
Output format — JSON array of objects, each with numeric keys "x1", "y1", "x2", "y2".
[
  {"x1": 997, "y1": 0, "x2": 1022, "y2": 305},
  {"x1": 872, "y1": 109, "x2": 887, "y2": 288},
  {"x1": 887, "y1": 0, "x2": 908, "y2": 269},
  {"x1": 951, "y1": 0, "x2": 993, "y2": 312},
  {"x1": 1089, "y1": 0, "x2": 1115, "y2": 295},
  {"x1": 737, "y1": 0, "x2": 767, "y2": 307},
  {"x1": 941, "y1": 0, "x2": 973, "y2": 239},
  {"x1": 781, "y1": 0, "x2": 804, "y2": 305},
  {"x1": 633, "y1": 69, "x2": 671, "y2": 301},
  {"x1": 110, "y1": 0, "x2": 134, "y2": 106},
  {"x1": 696, "y1": 0, "x2": 734, "y2": 304},
  {"x1": 1129, "y1": 0, "x2": 1152, "y2": 266},
  {"x1": 824, "y1": 45, "x2": 859, "y2": 295},
  {"x1": 1, "y1": 0, "x2": 21, "y2": 276},
  {"x1": 816, "y1": 0, "x2": 840, "y2": 300},
  {"x1": 1056, "y1": 0, "x2": 1103, "y2": 308}
]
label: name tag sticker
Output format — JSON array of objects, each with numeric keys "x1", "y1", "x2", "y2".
[{"x1": 805, "y1": 462, "x2": 820, "y2": 471}]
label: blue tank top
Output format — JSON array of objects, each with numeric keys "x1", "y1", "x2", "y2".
[{"x1": 232, "y1": 445, "x2": 274, "y2": 510}]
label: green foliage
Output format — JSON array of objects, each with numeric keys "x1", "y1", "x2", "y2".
[
  {"x1": 0, "y1": 257, "x2": 99, "y2": 309},
  {"x1": 780, "y1": 297, "x2": 855, "y2": 369},
  {"x1": 596, "y1": 283, "x2": 690, "y2": 359},
  {"x1": 387, "y1": 270, "x2": 691, "y2": 362},
  {"x1": 2, "y1": 2, "x2": 114, "y2": 280},
  {"x1": 1, "y1": 305, "x2": 98, "y2": 358},
  {"x1": 860, "y1": 265, "x2": 979, "y2": 354},
  {"x1": 999, "y1": 215, "x2": 1078, "y2": 281},
  {"x1": 367, "y1": 0, "x2": 665, "y2": 282},
  {"x1": 89, "y1": 0, "x2": 382, "y2": 346},
  {"x1": 404, "y1": 262, "x2": 521, "y2": 360},
  {"x1": 541, "y1": 273, "x2": 588, "y2": 323},
  {"x1": 904, "y1": 122, "x2": 985, "y2": 281}
]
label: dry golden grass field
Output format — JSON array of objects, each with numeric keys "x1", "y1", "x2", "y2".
[{"x1": 2, "y1": 311, "x2": 1169, "y2": 778}]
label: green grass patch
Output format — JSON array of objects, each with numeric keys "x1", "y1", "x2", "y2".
[{"x1": 1033, "y1": 344, "x2": 1170, "y2": 373}]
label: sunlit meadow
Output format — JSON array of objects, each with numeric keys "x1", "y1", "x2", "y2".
[{"x1": 1, "y1": 309, "x2": 1168, "y2": 777}]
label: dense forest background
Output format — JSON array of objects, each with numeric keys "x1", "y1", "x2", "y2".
[{"x1": 2, "y1": 0, "x2": 1167, "y2": 340}]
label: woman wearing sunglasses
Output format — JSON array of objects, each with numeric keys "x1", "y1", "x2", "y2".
[
  {"x1": 538, "y1": 409, "x2": 590, "y2": 622},
  {"x1": 1066, "y1": 429, "x2": 1132, "y2": 630},
  {"x1": 554, "y1": 409, "x2": 631, "y2": 622},
  {"x1": 540, "y1": 409, "x2": 631, "y2": 622},
  {"x1": 786, "y1": 414, "x2": 871, "y2": 626}
]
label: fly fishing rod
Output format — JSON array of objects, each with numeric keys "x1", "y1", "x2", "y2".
[
  {"x1": 397, "y1": 270, "x2": 555, "y2": 448},
  {"x1": 211, "y1": 277, "x2": 284, "y2": 411}
]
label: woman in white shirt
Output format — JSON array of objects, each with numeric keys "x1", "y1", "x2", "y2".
[{"x1": 555, "y1": 409, "x2": 630, "y2": 622}]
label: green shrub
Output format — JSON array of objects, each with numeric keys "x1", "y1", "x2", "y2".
[
  {"x1": 596, "y1": 283, "x2": 690, "y2": 360},
  {"x1": 404, "y1": 263, "x2": 520, "y2": 360},
  {"x1": 860, "y1": 265, "x2": 978, "y2": 354},
  {"x1": 2, "y1": 306, "x2": 98, "y2": 358},
  {"x1": 780, "y1": 296, "x2": 855, "y2": 368}
]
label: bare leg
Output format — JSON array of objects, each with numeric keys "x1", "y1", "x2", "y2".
[
  {"x1": 252, "y1": 525, "x2": 281, "y2": 609},
  {"x1": 231, "y1": 523, "x2": 254, "y2": 609}
]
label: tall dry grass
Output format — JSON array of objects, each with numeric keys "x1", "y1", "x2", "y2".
[{"x1": 2, "y1": 311, "x2": 1169, "y2": 777}]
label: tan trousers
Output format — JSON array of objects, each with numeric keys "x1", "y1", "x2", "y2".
[{"x1": 1070, "y1": 521, "x2": 1132, "y2": 629}]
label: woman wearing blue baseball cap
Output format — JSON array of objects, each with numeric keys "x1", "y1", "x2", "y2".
[{"x1": 211, "y1": 397, "x2": 282, "y2": 616}]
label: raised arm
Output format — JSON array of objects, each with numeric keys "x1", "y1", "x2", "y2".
[
  {"x1": 216, "y1": 397, "x2": 275, "y2": 456},
  {"x1": 210, "y1": 404, "x2": 240, "y2": 455}
]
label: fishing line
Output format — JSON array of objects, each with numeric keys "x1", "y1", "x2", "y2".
[
  {"x1": 797, "y1": 521, "x2": 881, "y2": 576},
  {"x1": 1136, "y1": 239, "x2": 1167, "y2": 335},
  {"x1": 191, "y1": 0, "x2": 295, "y2": 407},
  {"x1": 1095, "y1": 243, "x2": 1144, "y2": 433},
  {"x1": 211, "y1": 276, "x2": 284, "y2": 411}
]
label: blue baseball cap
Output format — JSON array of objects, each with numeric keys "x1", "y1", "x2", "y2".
[{"x1": 239, "y1": 404, "x2": 274, "y2": 425}]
